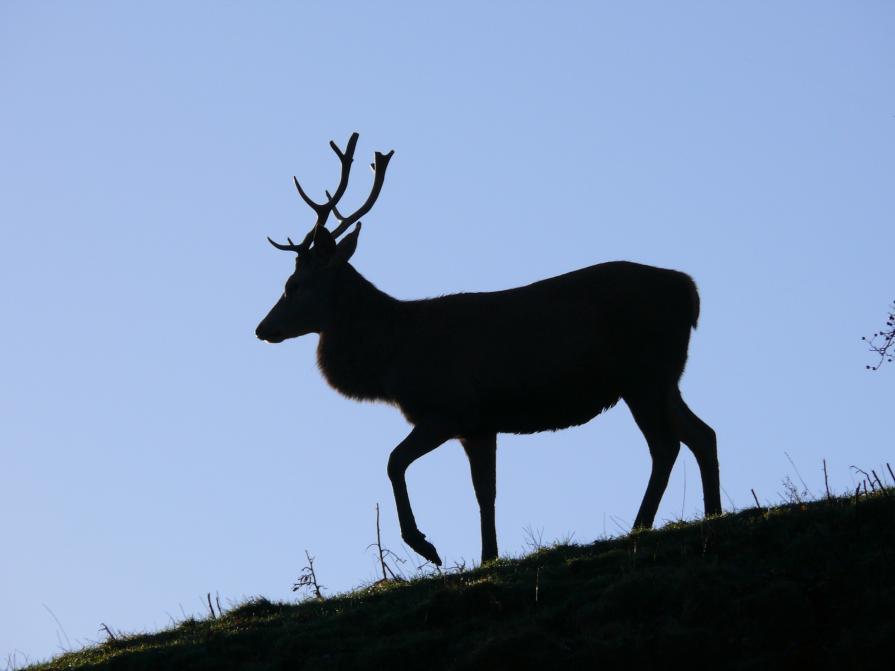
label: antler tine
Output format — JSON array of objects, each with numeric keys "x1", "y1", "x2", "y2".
[
  {"x1": 292, "y1": 175, "x2": 326, "y2": 214},
  {"x1": 330, "y1": 149, "x2": 394, "y2": 239},
  {"x1": 267, "y1": 236, "x2": 303, "y2": 252},
  {"x1": 292, "y1": 132, "x2": 359, "y2": 223},
  {"x1": 326, "y1": 132, "x2": 358, "y2": 210},
  {"x1": 267, "y1": 227, "x2": 318, "y2": 254}
]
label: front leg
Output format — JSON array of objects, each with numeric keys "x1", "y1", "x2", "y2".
[
  {"x1": 387, "y1": 422, "x2": 453, "y2": 566},
  {"x1": 461, "y1": 434, "x2": 498, "y2": 563}
]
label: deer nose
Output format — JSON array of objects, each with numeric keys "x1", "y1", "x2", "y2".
[{"x1": 256, "y1": 323, "x2": 283, "y2": 343}]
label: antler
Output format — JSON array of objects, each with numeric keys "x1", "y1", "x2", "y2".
[
  {"x1": 268, "y1": 132, "x2": 360, "y2": 253},
  {"x1": 293, "y1": 133, "x2": 358, "y2": 226},
  {"x1": 329, "y1": 150, "x2": 394, "y2": 240}
]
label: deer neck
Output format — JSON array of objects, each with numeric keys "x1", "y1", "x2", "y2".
[{"x1": 316, "y1": 268, "x2": 403, "y2": 402}]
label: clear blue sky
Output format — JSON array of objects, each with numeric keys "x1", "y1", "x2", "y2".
[{"x1": 2, "y1": 2, "x2": 893, "y2": 664}]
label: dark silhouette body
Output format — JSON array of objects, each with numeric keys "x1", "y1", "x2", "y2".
[{"x1": 256, "y1": 134, "x2": 720, "y2": 565}]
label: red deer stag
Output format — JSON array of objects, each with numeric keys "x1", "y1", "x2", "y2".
[{"x1": 256, "y1": 133, "x2": 720, "y2": 565}]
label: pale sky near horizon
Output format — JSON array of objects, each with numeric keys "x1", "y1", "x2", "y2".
[{"x1": 2, "y1": 2, "x2": 893, "y2": 665}]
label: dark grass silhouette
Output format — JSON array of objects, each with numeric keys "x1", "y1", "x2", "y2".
[
  {"x1": 255, "y1": 133, "x2": 720, "y2": 565},
  {"x1": 26, "y1": 491, "x2": 895, "y2": 670}
]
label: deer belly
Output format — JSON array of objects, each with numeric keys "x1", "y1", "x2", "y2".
[{"x1": 470, "y1": 363, "x2": 622, "y2": 434}]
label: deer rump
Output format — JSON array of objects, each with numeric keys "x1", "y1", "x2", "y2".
[{"x1": 366, "y1": 261, "x2": 699, "y2": 436}]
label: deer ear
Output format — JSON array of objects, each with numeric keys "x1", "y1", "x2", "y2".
[
  {"x1": 312, "y1": 225, "x2": 337, "y2": 258},
  {"x1": 333, "y1": 222, "x2": 361, "y2": 264}
]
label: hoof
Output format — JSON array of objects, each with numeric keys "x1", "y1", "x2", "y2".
[{"x1": 403, "y1": 530, "x2": 442, "y2": 566}]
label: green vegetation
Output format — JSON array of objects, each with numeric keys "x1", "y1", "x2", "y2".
[{"x1": 26, "y1": 491, "x2": 894, "y2": 670}]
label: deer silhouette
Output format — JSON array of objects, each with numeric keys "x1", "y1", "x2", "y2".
[{"x1": 256, "y1": 133, "x2": 720, "y2": 565}]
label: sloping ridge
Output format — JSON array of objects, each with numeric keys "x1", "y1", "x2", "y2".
[{"x1": 30, "y1": 492, "x2": 895, "y2": 670}]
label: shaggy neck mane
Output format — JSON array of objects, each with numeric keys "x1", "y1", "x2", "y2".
[{"x1": 316, "y1": 266, "x2": 404, "y2": 402}]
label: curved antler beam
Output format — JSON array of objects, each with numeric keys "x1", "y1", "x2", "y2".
[{"x1": 330, "y1": 149, "x2": 394, "y2": 240}]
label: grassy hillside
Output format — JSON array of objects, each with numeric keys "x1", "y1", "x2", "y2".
[{"x1": 27, "y1": 491, "x2": 894, "y2": 670}]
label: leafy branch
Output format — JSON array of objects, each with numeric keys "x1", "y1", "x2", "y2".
[
  {"x1": 863, "y1": 301, "x2": 895, "y2": 370},
  {"x1": 292, "y1": 550, "x2": 325, "y2": 601}
]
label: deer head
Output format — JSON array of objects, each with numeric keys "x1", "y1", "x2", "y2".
[{"x1": 255, "y1": 133, "x2": 393, "y2": 343}]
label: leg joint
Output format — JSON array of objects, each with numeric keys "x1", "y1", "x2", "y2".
[{"x1": 387, "y1": 452, "x2": 406, "y2": 482}]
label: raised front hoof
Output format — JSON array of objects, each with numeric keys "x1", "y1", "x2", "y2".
[{"x1": 402, "y1": 530, "x2": 442, "y2": 566}]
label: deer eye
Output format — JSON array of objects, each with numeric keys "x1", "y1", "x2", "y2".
[{"x1": 284, "y1": 279, "x2": 302, "y2": 298}]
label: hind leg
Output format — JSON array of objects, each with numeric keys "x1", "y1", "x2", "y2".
[
  {"x1": 672, "y1": 392, "x2": 721, "y2": 518},
  {"x1": 626, "y1": 389, "x2": 681, "y2": 529}
]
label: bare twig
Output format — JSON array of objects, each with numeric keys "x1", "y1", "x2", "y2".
[
  {"x1": 784, "y1": 452, "x2": 813, "y2": 498},
  {"x1": 367, "y1": 503, "x2": 405, "y2": 583},
  {"x1": 375, "y1": 503, "x2": 389, "y2": 580},
  {"x1": 721, "y1": 485, "x2": 736, "y2": 510},
  {"x1": 42, "y1": 604, "x2": 72, "y2": 652},
  {"x1": 751, "y1": 488, "x2": 763, "y2": 513},
  {"x1": 608, "y1": 515, "x2": 628, "y2": 534},
  {"x1": 292, "y1": 550, "x2": 325, "y2": 600},
  {"x1": 215, "y1": 592, "x2": 223, "y2": 618},
  {"x1": 823, "y1": 459, "x2": 831, "y2": 499},
  {"x1": 5, "y1": 650, "x2": 30, "y2": 671},
  {"x1": 99, "y1": 623, "x2": 117, "y2": 642},
  {"x1": 887, "y1": 462, "x2": 895, "y2": 485},
  {"x1": 522, "y1": 524, "x2": 546, "y2": 553},
  {"x1": 780, "y1": 475, "x2": 803, "y2": 504},
  {"x1": 206, "y1": 593, "x2": 216, "y2": 620},
  {"x1": 851, "y1": 466, "x2": 877, "y2": 492}
]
